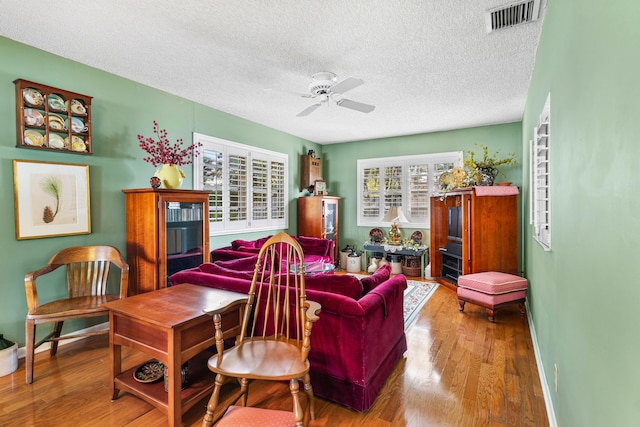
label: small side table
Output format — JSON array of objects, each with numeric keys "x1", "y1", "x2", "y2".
[
  {"x1": 362, "y1": 244, "x2": 429, "y2": 278},
  {"x1": 104, "y1": 284, "x2": 247, "y2": 427}
]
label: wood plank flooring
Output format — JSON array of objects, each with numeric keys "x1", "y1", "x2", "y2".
[{"x1": 0, "y1": 283, "x2": 548, "y2": 426}]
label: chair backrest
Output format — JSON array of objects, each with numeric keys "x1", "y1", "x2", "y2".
[
  {"x1": 26, "y1": 246, "x2": 129, "y2": 313},
  {"x1": 239, "y1": 232, "x2": 307, "y2": 345}
]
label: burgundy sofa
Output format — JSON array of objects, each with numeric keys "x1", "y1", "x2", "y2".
[
  {"x1": 169, "y1": 261, "x2": 407, "y2": 412},
  {"x1": 210, "y1": 235, "x2": 335, "y2": 265}
]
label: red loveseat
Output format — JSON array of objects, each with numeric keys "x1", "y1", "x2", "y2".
[
  {"x1": 210, "y1": 235, "x2": 335, "y2": 265},
  {"x1": 169, "y1": 262, "x2": 407, "y2": 412}
]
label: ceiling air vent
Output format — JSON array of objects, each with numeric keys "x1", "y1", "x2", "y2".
[{"x1": 485, "y1": 0, "x2": 541, "y2": 32}]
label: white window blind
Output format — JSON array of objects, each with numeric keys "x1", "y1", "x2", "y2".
[
  {"x1": 357, "y1": 152, "x2": 462, "y2": 228},
  {"x1": 531, "y1": 94, "x2": 551, "y2": 250},
  {"x1": 193, "y1": 133, "x2": 288, "y2": 235}
]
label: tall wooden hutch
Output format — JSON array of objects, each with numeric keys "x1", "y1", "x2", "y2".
[
  {"x1": 123, "y1": 188, "x2": 210, "y2": 294},
  {"x1": 430, "y1": 187, "x2": 519, "y2": 290},
  {"x1": 298, "y1": 196, "x2": 340, "y2": 264}
]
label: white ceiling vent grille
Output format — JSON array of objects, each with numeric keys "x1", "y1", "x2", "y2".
[{"x1": 485, "y1": 0, "x2": 541, "y2": 32}]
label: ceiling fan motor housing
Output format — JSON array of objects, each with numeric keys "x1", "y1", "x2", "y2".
[{"x1": 309, "y1": 71, "x2": 337, "y2": 96}]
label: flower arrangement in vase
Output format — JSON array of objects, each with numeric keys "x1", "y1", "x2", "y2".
[
  {"x1": 464, "y1": 144, "x2": 517, "y2": 186},
  {"x1": 138, "y1": 121, "x2": 202, "y2": 189}
]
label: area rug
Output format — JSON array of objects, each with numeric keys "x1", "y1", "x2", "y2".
[{"x1": 349, "y1": 274, "x2": 438, "y2": 327}]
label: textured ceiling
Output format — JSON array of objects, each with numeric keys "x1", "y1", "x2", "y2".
[{"x1": 0, "y1": 0, "x2": 545, "y2": 144}]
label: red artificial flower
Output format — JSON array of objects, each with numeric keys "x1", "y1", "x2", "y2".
[{"x1": 138, "y1": 120, "x2": 202, "y2": 167}]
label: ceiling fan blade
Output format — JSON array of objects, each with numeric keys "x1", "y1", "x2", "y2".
[
  {"x1": 336, "y1": 98, "x2": 375, "y2": 113},
  {"x1": 296, "y1": 103, "x2": 322, "y2": 117},
  {"x1": 330, "y1": 77, "x2": 364, "y2": 94}
]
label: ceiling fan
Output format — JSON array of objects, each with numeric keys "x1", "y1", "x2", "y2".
[{"x1": 293, "y1": 71, "x2": 376, "y2": 117}]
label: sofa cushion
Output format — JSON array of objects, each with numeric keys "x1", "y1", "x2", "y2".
[
  {"x1": 305, "y1": 273, "x2": 363, "y2": 300},
  {"x1": 230, "y1": 236, "x2": 272, "y2": 251},
  {"x1": 216, "y1": 255, "x2": 260, "y2": 272},
  {"x1": 361, "y1": 264, "x2": 392, "y2": 294},
  {"x1": 297, "y1": 235, "x2": 331, "y2": 256},
  {"x1": 230, "y1": 239, "x2": 257, "y2": 250},
  {"x1": 199, "y1": 262, "x2": 256, "y2": 280}
]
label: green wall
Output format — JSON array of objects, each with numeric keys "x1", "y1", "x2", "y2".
[
  {"x1": 0, "y1": 37, "x2": 319, "y2": 347},
  {"x1": 522, "y1": 1, "x2": 640, "y2": 425},
  {"x1": 323, "y1": 123, "x2": 523, "y2": 252}
]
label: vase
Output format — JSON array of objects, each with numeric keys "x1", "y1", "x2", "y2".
[
  {"x1": 154, "y1": 164, "x2": 185, "y2": 189},
  {"x1": 475, "y1": 167, "x2": 498, "y2": 186}
]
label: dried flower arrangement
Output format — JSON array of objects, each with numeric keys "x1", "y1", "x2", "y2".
[{"x1": 138, "y1": 121, "x2": 202, "y2": 167}]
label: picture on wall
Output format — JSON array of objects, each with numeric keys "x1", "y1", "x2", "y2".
[{"x1": 13, "y1": 160, "x2": 91, "y2": 240}]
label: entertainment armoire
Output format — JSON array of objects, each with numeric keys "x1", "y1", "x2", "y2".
[{"x1": 429, "y1": 187, "x2": 519, "y2": 290}]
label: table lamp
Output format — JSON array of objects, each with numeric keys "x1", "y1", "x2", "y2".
[{"x1": 383, "y1": 206, "x2": 408, "y2": 245}]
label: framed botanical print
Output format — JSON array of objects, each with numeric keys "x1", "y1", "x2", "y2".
[{"x1": 13, "y1": 160, "x2": 91, "y2": 240}]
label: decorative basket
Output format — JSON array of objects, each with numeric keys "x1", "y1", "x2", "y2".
[{"x1": 402, "y1": 256, "x2": 421, "y2": 277}]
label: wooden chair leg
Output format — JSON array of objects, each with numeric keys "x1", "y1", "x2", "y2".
[
  {"x1": 202, "y1": 373, "x2": 225, "y2": 427},
  {"x1": 289, "y1": 379, "x2": 304, "y2": 427},
  {"x1": 50, "y1": 321, "x2": 64, "y2": 356},
  {"x1": 486, "y1": 308, "x2": 496, "y2": 322},
  {"x1": 458, "y1": 300, "x2": 466, "y2": 312},
  {"x1": 518, "y1": 302, "x2": 526, "y2": 319},
  {"x1": 302, "y1": 373, "x2": 315, "y2": 420},
  {"x1": 238, "y1": 377, "x2": 249, "y2": 406},
  {"x1": 25, "y1": 319, "x2": 35, "y2": 384}
]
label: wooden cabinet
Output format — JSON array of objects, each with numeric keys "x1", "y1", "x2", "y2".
[
  {"x1": 123, "y1": 189, "x2": 210, "y2": 294},
  {"x1": 430, "y1": 188, "x2": 518, "y2": 290},
  {"x1": 14, "y1": 79, "x2": 92, "y2": 154},
  {"x1": 300, "y1": 154, "x2": 322, "y2": 191},
  {"x1": 298, "y1": 196, "x2": 340, "y2": 264}
]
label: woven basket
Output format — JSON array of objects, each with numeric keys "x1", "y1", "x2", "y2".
[{"x1": 402, "y1": 256, "x2": 421, "y2": 277}]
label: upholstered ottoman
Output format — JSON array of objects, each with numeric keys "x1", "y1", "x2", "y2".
[{"x1": 457, "y1": 272, "x2": 528, "y2": 322}]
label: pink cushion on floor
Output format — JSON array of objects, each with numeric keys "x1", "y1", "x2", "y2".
[
  {"x1": 458, "y1": 287, "x2": 527, "y2": 305},
  {"x1": 458, "y1": 272, "x2": 528, "y2": 295},
  {"x1": 216, "y1": 406, "x2": 295, "y2": 427}
]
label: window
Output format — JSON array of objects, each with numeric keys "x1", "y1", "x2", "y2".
[
  {"x1": 531, "y1": 93, "x2": 551, "y2": 250},
  {"x1": 193, "y1": 133, "x2": 288, "y2": 235},
  {"x1": 357, "y1": 152, "x2": 462, "y2": 228}
]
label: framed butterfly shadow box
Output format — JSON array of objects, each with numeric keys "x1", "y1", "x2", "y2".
[{"x1": 13, "y1": 160, "x2": 91, "y2": 240}]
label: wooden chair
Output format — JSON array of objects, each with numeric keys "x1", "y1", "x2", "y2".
[
  {"x1": 25, "y1": 245, "x2": 129, "y2": 384},
  {"x1": 202, "y1": 232, "x2": 321, "y2": 427}
]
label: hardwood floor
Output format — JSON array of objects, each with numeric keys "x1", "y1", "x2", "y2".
[{"x1": 0, "y1": 283, "x2": 548, "y2": 426}]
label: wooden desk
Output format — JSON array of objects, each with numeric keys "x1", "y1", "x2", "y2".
[{"x1": 104, "y1": 284, "x2": 247, "y2": 427}]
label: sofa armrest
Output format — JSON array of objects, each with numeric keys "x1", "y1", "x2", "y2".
[{"x1": 210, "y1": 248, "x2": 259, "y2": 263}]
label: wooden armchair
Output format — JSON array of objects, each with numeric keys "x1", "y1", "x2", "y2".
[
  {"x1": 202, "y1": 232, "x2": 321, "y2": 427},
  {"x1": 25, "y1": 245, "x2": 129, "y2": 384}
]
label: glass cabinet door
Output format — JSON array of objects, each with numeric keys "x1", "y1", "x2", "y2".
[
  {"x1": 165, "y1": 201, "x2": 205, "y2": 280},
  {"x1": 323, "y1": 200, "x2": 337, "y2": 243}
]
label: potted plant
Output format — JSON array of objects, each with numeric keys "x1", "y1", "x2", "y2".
[{"x1": 464, "y1": 144, "x2": 517, "y2": 186}]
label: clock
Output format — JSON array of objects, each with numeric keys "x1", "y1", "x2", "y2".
[{"x1": 313, "y1": 180, "x2": 327, "y2": 196}]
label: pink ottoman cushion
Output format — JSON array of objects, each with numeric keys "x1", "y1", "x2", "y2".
[
  {"x1": 458, "y1": 272, "x2": 528, "y2": 295},
  {"x1": 457, "y1": 287, "x2": 527, "y2": 305},
  {"x1": 217, "y1": 406, "x2": 295, "y2": 426}
]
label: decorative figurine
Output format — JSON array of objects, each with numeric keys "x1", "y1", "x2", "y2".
[{"x1": 150, "y1": 176, "x2": 161, "y2": 188}]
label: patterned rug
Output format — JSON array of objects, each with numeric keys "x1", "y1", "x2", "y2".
[{"x1": 349, "y1": 274, "x2": 439, "y2": 327}]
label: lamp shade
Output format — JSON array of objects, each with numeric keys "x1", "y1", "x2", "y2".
[{"x1": 383, "y1": 206, "x2": 409, "y2": 223}]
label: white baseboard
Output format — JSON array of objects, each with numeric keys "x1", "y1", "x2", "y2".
[
  {"x1": 525, "y1": 301, "x2": 558, "y2": 427},
  {"x1": 17, "y1": 322, "x2": 109, "y2": 359}
]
